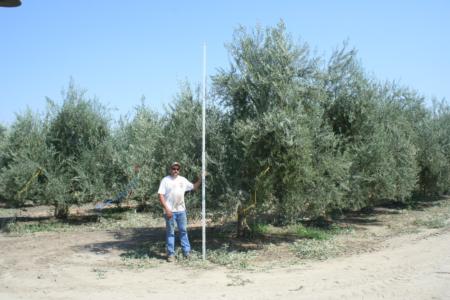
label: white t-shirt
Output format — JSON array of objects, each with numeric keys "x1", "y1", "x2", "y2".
[{"x1": 157, "y1": 175, "x2": 194, "y2": 212}]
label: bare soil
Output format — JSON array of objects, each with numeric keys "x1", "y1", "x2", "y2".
[{"x1": 1, "y1": 199, "x2": 449, "y2": 300}]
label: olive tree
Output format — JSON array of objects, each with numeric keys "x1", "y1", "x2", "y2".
[
  {"x1": 213, "y1": 22, "x2": 349, "y2": 234},
  {"x1": 0, "y1": 110, "x2": 50, "y2": 206},
  {"x1": 112, "y1": 100, "x2": 163, "y2": 210},
  {"x1": 45, "y1": 82, "x2": 112, "y2": 218},
  {"x1": 323, "y1": 47, "x2": 419, "y2": 208},
  {"x1": 415, "y1": 100, "x2": 450, "y2": 196}
]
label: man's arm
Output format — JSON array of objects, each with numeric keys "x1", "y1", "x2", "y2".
[
  {"x1": 192, "y1": 171, "x2": 208, "y2": 191},
  {"x1": 159, "y1": 193, "x2": 172, "y2": 219},
  {"x1": 193, "y1": 176, "x2": 202, "y2": 191}
]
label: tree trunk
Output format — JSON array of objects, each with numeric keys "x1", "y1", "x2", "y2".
[
  {"x1": 54, "y1": 202, "x2": 69, "y2": 219},
  {"x1": 237, "y1": 204, "x2": 251, "y2": 237}
]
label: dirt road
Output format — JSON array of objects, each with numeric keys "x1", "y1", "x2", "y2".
[{"x1": 1, "y1": 224, "x2": 449, "y2": 300}]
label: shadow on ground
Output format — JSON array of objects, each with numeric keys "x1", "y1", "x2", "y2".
[
  {"x1": 0, "y1": 205, "x2": 137, "y2": 232},
  {"x1": 2, "y1": 196, "x2": 447, "y2": 262},
  {"x1": 334, "y1": 197, "x2": 446, "y2": 227},
  {"x1": 79, "y1": 224, "x2": 276, "y2": 261}
]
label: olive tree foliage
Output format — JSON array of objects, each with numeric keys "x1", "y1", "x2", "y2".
[
  {"x1": 0, "y1": 110, "x2": 51, "y2": 206},
  {"x1": 112, "y1": 100, "x2": 163, "y2": 210},
  {"x1": 0, "y1": 124, "x2": 7, "y2": 171},
  {"x1": 415, "y1": 100, "x2": 450, "y2": 196},
  {"x1": 44, "y1": 83, "x2": 113, "y2": 218},
  {"x1": 374, "y1": 85, "x2": 423, "y2": 200},
  {"x1": 0, "y1": 124, "x2": 9, "y2": 170},
  {"x1": 153, "y1": 83, "x2": 229, "y2": 212},
  {"x1": 213, "y1": 22, "x2": 349, "y2": 233},
  {"x1": 322, "y1": 47, "x2": 420, "y2": 209},
  {"x1": 377, "y1": 85, "x2": 429, "y2": 194},
  {"x1": 0, "y1": 124, "x2": 6, "y2": 143},
  {"x1": 433, "y1": 103, "x2": 450, "y2": 194}
]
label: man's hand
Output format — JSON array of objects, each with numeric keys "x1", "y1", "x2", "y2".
[{"x1": 159, "y1": 193, "x2": 172, "y2": 219}]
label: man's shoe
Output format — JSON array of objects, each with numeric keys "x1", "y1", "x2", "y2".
[
  {"x1": 167, "y1": 255, "x2": 175, "y2": 263},
  {"x1": 183, "y1": 252, "x2": 190, "y2": 259}
]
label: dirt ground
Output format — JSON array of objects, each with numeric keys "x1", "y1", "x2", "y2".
[{"x1": 1, "y1": 200, "x2": 449, "y2": 300}]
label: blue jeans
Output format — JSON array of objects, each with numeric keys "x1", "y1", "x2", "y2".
[{"x1": 164, "y1": 211, "x2": 191, "y2": 256}]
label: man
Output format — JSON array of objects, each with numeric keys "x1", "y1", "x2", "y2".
[{"x1": 158, "y1": 162, "x2": 201, "y2": 262}]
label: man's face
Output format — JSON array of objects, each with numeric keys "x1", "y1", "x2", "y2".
[{"x1": 170, "y1": 166, "x2": 180, "y2": 177}]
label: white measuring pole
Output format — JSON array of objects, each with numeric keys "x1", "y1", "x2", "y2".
[{"x1": 201, "y1": 43, "x2": 207, "y2": 260}]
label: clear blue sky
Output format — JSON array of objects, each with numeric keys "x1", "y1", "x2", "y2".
[{"x1": 1, "y1": 0, "x2": 449, "y2": 125}]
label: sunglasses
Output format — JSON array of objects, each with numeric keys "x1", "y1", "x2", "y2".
[{"x1": 171, "y1": 167, "x2": 180, "y2": 171}]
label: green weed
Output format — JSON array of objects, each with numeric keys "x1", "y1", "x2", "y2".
[
  {"x1": 291, "y1": 239, "x2": 343, "y2": 260},
  {"x1": 251, "y1": 223, "x2": 270, "y2": 235},
  {"x1": 120, "y1": 241, "x2": 164, "y2": 269},
  {"x1": 172, "y1": 246, "x2": 257, "y2": 270},
  {"x1": 3, "y1": 220, "x2": 72, "y2": 234},
  {"x1": 92, "y1": 268, "x2": 107, "y2": 279},
  {"x1": 413, "y1": 217, "x2": 447, "y2": 229},
  {"x1": 206, "y1": 245, "x2": 257, "y2": 269},
  {"x1": 292, "y1": 225, "x2": 332, "y2": 240},
  {"x1": 253, "y1": 223, "x2": 352, "y2": 240}
]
